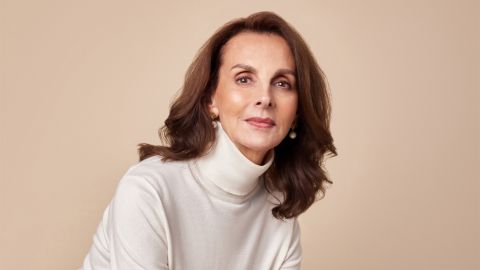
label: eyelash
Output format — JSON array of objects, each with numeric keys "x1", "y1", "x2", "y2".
[{"x1": 235, "y1": 76, "x2": 293, "y2": 90}]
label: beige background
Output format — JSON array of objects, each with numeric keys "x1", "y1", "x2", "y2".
[{"x1": 1, "y1": 0, "x2": 478, "y2": 269}]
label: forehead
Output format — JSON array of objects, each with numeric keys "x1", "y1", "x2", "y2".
[{"x1": 220, "y1": 31, "x2": 295, "y2": 69}]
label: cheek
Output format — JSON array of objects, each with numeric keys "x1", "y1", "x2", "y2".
[
  {"x1": 277, "y1": 95, "x2": 298, "y2": 125},
  {"x1": 216, "y1": 88, "x2": 251, "y2": 116}
]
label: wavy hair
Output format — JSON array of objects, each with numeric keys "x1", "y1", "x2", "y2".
[{"x1": 138, "y1": 11, "x2": 337, "y2": 220}]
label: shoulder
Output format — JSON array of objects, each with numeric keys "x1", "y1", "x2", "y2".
[
  {"x1": 125, "y1": 155, "x2": 187, "y2": 179},
  {"x1": 114, "y1": 155, "x2": 189, "y2": 201}
]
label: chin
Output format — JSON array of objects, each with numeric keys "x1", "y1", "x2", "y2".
[{"x1": 238, "y1": 136, "x2": 278, "y2": 153}]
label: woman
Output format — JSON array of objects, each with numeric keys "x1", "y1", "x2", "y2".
[{"x1": 82, "y1": 11, "x2": 336, "y2": 270}]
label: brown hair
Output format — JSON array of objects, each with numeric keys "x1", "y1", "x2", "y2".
[{"x1": 138, "y1": 11, "x2": 337, "y2": 220}]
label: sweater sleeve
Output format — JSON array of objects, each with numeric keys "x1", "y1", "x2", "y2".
[
  {"x1": 108, "y1": 175, "x2": 169, "y2": 270},
  {"x1": 279, "y1": 218, "x2": 302, "y2": 270}
]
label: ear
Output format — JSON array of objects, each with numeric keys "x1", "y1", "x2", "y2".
[{"x1": 208, "y1": 96, "x2": 219, "y2": 117}]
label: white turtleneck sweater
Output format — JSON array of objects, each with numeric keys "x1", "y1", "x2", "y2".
[{"x1": 82, "y1": 123, "x2": 302, "y2": 270}]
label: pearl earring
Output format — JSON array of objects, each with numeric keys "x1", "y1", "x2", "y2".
[
  {"x1": 210, "y1": 112, "x2": 218, "y2": 128},
  {"x1": 289, "y1": 128, "x2": 297, "y2": 139}
]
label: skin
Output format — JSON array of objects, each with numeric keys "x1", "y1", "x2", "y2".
[{"x1": 209, "y1": 31, "x2": 298, "y2": 165}]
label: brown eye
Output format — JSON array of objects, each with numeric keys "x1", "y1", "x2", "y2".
[
  {"x1": 275, "y1": 80, "x2": 292, "y2": 89},
  {"x1": 236, "y1": 76, "x2": 252, "y2": 84}
]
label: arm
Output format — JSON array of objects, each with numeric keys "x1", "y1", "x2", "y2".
[
  {"x1": 280, "y1": 218, "x2": 302, "y2": 270},
  {"x1": 108, "y1": 175, "x2": 169, "y2": 270}
]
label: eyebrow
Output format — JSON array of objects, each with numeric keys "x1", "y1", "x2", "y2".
[
  {"x1": 231, "y1": 64, "x2": 296, "y2": 78},
  {"x1": 231, "y1": 64, "x2": 256, "y2": 73}
]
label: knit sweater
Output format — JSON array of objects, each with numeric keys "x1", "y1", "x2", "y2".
[{"x1": 82, "y1": 123, "x2": 302, "y2": 269}]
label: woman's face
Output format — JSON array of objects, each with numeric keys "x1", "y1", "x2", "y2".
[{"x1": 210, "y1": 31, "x2": 298, "y2": 164}]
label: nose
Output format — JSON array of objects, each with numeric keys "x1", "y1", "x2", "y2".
[
  {"x1": 255, "y1": 86, "x2": 275, "y2": 108},
  {"x1": 255, "y1": 96, "x2": 272, "y2": 108}
]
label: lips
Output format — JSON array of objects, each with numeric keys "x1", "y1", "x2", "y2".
[{"x1": 245, "y1": 117, "x2": 276, "y2": 128}]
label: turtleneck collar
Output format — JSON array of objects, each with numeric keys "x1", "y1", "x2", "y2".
[{"x1": 189, "y1": 122, "x2": 274, "y2": 203}]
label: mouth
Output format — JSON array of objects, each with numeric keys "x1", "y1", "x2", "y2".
[{"x1": 245, "y1": 117, "x2": 276, "y2": 128}]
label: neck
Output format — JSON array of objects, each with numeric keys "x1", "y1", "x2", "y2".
[
  {"x1": 194, "y1": 122, "x2": 274, "y2": 197},
  {"x1": 234, "y1": 144, "x2": 269, "y2": 165}
]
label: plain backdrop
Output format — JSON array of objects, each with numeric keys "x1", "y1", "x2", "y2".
[{"x1": 1, "y1": 0, "x2": 478, "y2": 269}]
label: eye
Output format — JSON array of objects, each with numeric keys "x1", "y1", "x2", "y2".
[
  {"x1": 236, "y1": 76, "x2": 253, "y2": 85},
  {"x1": 274, "y1": 80, "x2": 292, "y2": 89}
]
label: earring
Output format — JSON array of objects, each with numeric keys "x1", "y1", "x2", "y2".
[
  {"x1": 289, "y1": 128, "x2": 297, "y2": 139},
  {"x1": 210, "y1": 112, "x2": 218, "y2": 128}
]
